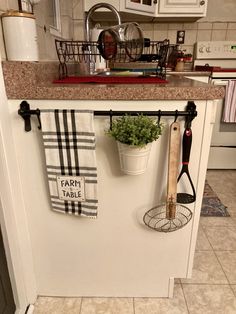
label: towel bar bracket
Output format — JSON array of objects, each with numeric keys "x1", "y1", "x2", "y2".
[
  {"x1": 18, "y1": 101, "x2": 197, "y2": 132},
  {"x1": 18, "y1": 101, "x2": 41, "y2": 132}
]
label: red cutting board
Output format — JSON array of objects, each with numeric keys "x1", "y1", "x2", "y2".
[{"x1": 53, "y1": 76, "x2": 168, "y2": 84}]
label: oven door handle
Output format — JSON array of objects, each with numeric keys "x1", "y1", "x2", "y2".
[{"x1": 211, "y1": 80, "x2": 228, "y2": 86}]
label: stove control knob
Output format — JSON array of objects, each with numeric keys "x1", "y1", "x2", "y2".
[
  {"x1": 206, "y1": 47, "x2": 211, "y2": 53},
  {"x1": 199, "y1": 47, "x2": 204, "y2": 53}
]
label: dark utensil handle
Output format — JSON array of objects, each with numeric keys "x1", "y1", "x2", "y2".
[{"x1": 182, "y1": 128, "x2": 192, "y2": 163}]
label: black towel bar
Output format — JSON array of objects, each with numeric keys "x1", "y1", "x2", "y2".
[{"x1": 18, "y1": 100, "x2": 197, "y2": 132}]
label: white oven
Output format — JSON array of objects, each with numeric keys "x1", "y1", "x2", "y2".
[{"x1": 194, "y1": 41, "x2": 236, "y2": 169}]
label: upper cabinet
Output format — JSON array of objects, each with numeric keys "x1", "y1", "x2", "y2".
[
  {"x1": 121, "y1": 0, "x2": 157, "y2": 15},
  {"x1": 84, "y1": 0, "x2": 157, "y2": 17},
  {"x1": 84, "y1": 0, "x2": 120, "y2": 12},
  {"x1": 84, "y1": 0, "x2": 208, "y2": 19},
  {"x1": 157, "y1": 0, "x2": 207, "y2": 16}
]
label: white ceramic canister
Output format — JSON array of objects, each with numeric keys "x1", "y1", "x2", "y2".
[
  {"x1": 2, "y1": 11, "x2": 38, "y2": 61},
  {"x1": 91, "y1": 24, "x2": 107, "y2": 72}
]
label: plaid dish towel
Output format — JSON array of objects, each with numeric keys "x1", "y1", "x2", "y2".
[
  {"x1": 40, "y1": 109, "x2": 98, "y2": 218},
  {"x1": 222, "y1": 80, "x2": 236, "y2": 123}
]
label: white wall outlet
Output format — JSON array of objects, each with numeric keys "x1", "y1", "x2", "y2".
[{"x1": 176, "y1": 30, "x2": 185, "y2": 44}]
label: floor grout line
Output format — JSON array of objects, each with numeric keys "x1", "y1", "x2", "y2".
[
  {"x1": 201, "y1": 215, "x2": 233, "y2": 286},
  {"x1": 213, "y1": 250, "x2": 235, "y2": 286},
  {"x1": 181, "y1": 282, "x2": 232, "y2": 286},
  {"x1": 180, "y1": 282, "x2": 190, "y2": 314},
  {"x1": 79, "y1": 297, "x2": 83, "y2": 314},
  {"x1": 133, "y1": 297, "x2": 136, "y2": 314},
  {"x1": 230, "y1": 284, "x2": 236, "y2": 297},
  {"x1": 202, "y1": 171, "x2": 236, "y2": 298}
]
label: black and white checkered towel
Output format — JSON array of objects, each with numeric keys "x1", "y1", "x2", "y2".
[{"x1": 40, "y1": 109, "x2": 98, "y2": 218}]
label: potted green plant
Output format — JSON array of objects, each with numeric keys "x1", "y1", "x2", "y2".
[{"x1": 106, "y1": 114, "x2": 163, "y2": 175}]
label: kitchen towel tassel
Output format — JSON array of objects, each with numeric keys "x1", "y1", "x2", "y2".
[
  {"x1": 222, "y1": 80, "x2": 236, "y2": 123},
  {"x1": 40, "y1": 109, "x2": 98, "y2": 218}
]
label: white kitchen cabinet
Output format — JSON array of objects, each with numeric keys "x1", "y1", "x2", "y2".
[
  {"x1": 157, "y1": 0, "x2": 207, "y2": 16},
  {"x1": 84, "y1": 0, "x2": 208, "y2": 18},
  {"x1": 84, "y1": 0, "x2": 120, "y2": 12},
  {"x1": 120, "y1": 0, "x2": 157, "y2": 15},
  {"x1": 8, "y1": 98, "x2": 214, "y2": 298},
  {"x1": 84, "y1": 0, "x2": 156, "y2": 17}
]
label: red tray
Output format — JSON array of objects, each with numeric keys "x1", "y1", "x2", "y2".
[{"x1": 53, "y1": 76, "x2": 168, "y2": 84}]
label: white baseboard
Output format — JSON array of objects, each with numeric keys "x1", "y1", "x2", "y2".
[
  {"x1": 26, "y1": 304, "x2": 35, "y2": 314},
  {"x1": 208, "y1": 146, "x2": 236, "y2": 169},
  {"x1": 168, "y1": 277, "x2": 174, "y2": 298}
]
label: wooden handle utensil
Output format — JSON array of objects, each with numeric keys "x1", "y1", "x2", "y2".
[{"x1": 166, "y1": 121, "x2": 180, "y2": 219}]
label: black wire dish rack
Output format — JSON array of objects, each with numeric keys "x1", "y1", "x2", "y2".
[{"x1": 55, "y1": 39, "x2": 171, "y2": 80}]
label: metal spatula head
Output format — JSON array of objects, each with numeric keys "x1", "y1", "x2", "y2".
[
  {"x1": 177, "y1": 126, "x2": 196, "y2": 204},
  {"x1": 177, "y1": 192, "x2": 196, "y2": 204},
  {"x1": 143, "y1": 202, "x2": 192, "y2": 232}
]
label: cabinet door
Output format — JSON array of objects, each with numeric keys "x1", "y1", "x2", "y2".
[
  {"x1": 125, "y1": 0, "x2": 156, "y2": 14},
  {"x1": 84, "y1": 0, "x2": 120, "y2": 12},
  {"x1": 158, "y1": 0, "x2": 207, "y2": 15}
]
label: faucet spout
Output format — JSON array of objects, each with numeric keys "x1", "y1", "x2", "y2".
[{"x1": 85, "y1": 3, "x2": 121, "y2": 41}]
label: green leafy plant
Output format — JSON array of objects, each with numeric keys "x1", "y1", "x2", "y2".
[{"x1": 106, "y1": 114, "x2": 164, "y2": 148}]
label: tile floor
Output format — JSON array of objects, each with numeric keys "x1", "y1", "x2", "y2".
[{"x1": 33, "y1": 170, "x2": 236, "y2": 314}]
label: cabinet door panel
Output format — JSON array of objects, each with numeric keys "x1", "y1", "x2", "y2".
[
  {"x1": 159, "y1": 0, "x2": 206, "y2": 14},
  {"x1": 125, "y1": 0, "x2": 156, "y2": 14},
  {"x1": 84, "y1": 0, "x2": 119, "y2": 12}
]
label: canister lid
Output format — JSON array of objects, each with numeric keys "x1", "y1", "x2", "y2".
[{"x1": 1, "y1": 10, "x2": 35, "y2": 19}]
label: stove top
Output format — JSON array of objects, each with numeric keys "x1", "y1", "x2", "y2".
[
  {"x1": 213, "y1": 68, "x2": 236, "y2": 72},
  {"x1": 195, "y1": 65, "x2": 236, "y2": 73}
]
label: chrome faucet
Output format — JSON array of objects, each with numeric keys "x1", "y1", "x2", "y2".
[{"x1": 85, "y1": 3, "x2": 121, "y2": 41}]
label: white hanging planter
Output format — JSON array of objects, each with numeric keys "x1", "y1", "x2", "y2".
[{"x1": 117, "y1": 141, "x2": 152, "y2": 175}]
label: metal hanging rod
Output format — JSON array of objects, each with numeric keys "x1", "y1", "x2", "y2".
[
  {"x1": 18, "y1": 100, "x2": 197, "y2": 132},
  {"x1": 94, "y1": 109, "x2": 196, "y2": 116}
]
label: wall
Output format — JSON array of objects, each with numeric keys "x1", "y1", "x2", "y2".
[
  {"x1": 34, "y1": 0, "x2": 74, "y2": 60},
  {"x1": 140, "y1": 21, "x2": 236, "y2": 55},
  {"x1": 202, "y1": 0, "x2": 236, "y2": 22},
  {"x1": 72, "y1": 0, "x2": 85, "y2": 40},
  {"x1": 1, "y1": 0, "x2": 236, "y2": 61},
  {"x1": 0, "y1": 0, "x2": 76, "y2": 61},
  {"x1": 72, "y1": 0, "x2": 236, "y2": 57},
  {"x1": 139, "y1": 0, "x2": 236, "y2": 55}
]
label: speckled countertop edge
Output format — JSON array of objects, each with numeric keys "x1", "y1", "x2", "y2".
[{"x1": 2, "y1": 61, "x2": 225, "y2": 100}]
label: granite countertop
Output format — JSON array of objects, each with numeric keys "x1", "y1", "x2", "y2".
[{"x1": 2, "y1": 61, "x2": 224, "y2": 100}]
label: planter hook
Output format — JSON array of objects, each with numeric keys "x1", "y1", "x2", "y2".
[
  {"x1": 174, "y1": 110, "x2": 179, "y2": 122},
  {"x1": 157, "y1": 109, "x2": 161, "y2": 125},
  {"x1": 109, "y1": 109, "x2": 113, "y2": 130}
]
